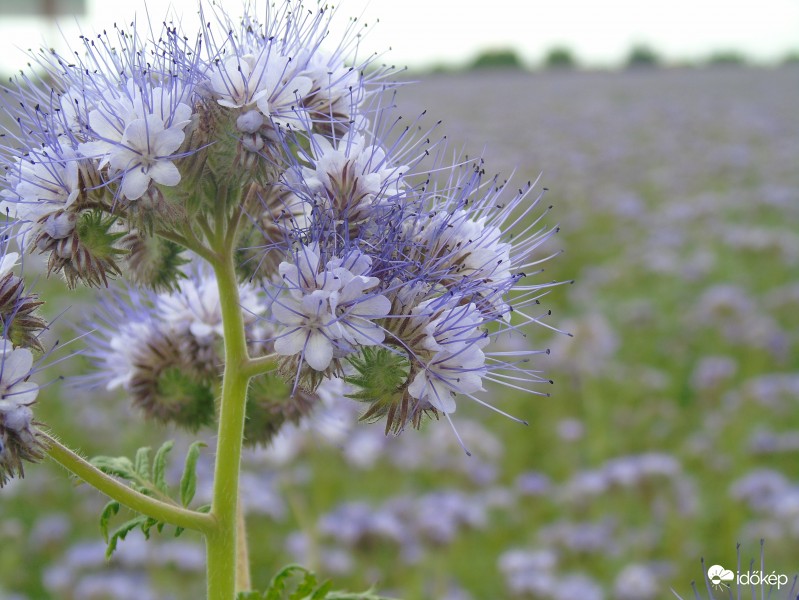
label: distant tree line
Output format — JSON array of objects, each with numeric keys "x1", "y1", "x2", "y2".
[{"x1": 452, "y1": 44, "x2": 799, "y2": 73}]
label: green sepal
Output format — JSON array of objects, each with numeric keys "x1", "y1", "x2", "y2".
[
  {"x1": 124, "y1": 234, "x2": 189, "y2": 292},
  {"x1": 244, "y1": 372, "x2": 316, "y2": 447},
  {"x1": 344, "y1": 347, "x2": 414, "y2": 432},
  {"x1": 76, "y1": 210, "x2": 127, "y2": 262},
  {"x1": 344, "y1": 347, "x2": 410, "y2": 402},
  {"x1": 151, "y1": 366, "x2": 217, "y2": 432}
]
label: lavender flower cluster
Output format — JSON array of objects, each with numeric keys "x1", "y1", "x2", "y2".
[
  {"x1": 0, "y1": 251, "x2": 48, "y2": 486},
  {"x1": 0, "y1": 1, "x2": 558, "y2": 481}
]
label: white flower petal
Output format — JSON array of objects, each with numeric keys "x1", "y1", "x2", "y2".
[
  {"x1": 426, "y1": 379, "x2": 457, "y2": 413},
  {"x1": 0, "y1": 252, "x2": 20, "y2": 277},
  {"x1": 407, "y1": 370, "x2": 431, "y2": 403},
  {"x1": 5, "y1": 382, "x2": 38, "y2": 408},
  {"x1": 148, "y1": 160, "x2": 181, "y2": 187},
  {"x1": 153, "y1": 126, "x2": 186, "y2": 156},
  {"x1": 272, "y1": 298, "x2": 306, "y2": 325},
  {"x1": 3, "y1": 348, "x2": 34, "y2": 381},
  {"x1": 2, "y1": 404, "x2": 33, "y2": 431},
  {"x1": 120, "y1": 168, "x2": 151, "y2": 200},
  {"x1": 274, "y1": 327, "x2": 307, "y2": 356},
  {"x1": 304, "y1": 331, "x2": 334, "y2": 371},
  {"x1": 189, "y1": 322, "x2": 216, "y2": 340},
  {"x1": 350, "y1": 294, "x2": 391, "y2": 318}
]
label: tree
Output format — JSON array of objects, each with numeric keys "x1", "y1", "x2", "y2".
[
  {"x1": 626, "y1": 44, "x2": 661, "y2": 68},
  {"x1": 469, "y1": 48, "x2": 525, "y2": 70},
  {"x1": 543, "y1": 47, "x2": 577, "y2": 69}
]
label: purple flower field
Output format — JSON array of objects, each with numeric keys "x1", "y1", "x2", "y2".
[{"x1": 1, "y1": 65, "x2": 798, "y2": 599}]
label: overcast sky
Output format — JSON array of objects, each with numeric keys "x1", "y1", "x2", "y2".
[{"x1": 0, "y1": 0, "x2": 797, "y2": 72}]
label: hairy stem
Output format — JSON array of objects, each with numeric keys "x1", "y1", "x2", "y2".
[
  {"x1": 205, "y1": 230, "x2": 252, "y2": 599},
  {"x1": 236, "y1": 499, "x2": 251, "y2": 592},
  {"x1": 45, "y1": 433, "x2": 214, "y2": 534},
  {"x1": 156, "y1": 228, "x2": 216, "y2": 266},
  {"x1": 241, "y1": 353, "x2": 278, "y2": 379}
]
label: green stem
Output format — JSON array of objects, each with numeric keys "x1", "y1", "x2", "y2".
[
  {"x1": 206, "y1": 239, "x2": 252, "y2": 599},
  {"x1": 241, "y1": 353, "x2": 278, "y2": 379},
  {"x1": 156, "y1": 227, "x2": 216, "y2": 266},
  {"x1": 236, "y1": 499, "x2": 251, "y2": 592},
  {"x1": 45, "y1": 433, "x2": 214, "y2": 534},
  {"x1": 224, "y1": 204, "x2": 244, "y2": 251},
  {"x1": 199, "y1": 213, "x2": 220, "y2": 250}
]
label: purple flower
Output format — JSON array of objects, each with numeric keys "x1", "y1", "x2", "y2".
[
  {"x1": 0, "y1": 341, "x2": 46, "y2": 487},
  {"x1": 271, "y1": 245, "x2": 391, "y2": 371}
]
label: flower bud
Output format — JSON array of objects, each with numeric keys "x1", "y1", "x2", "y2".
[
  {"x1": 121, "y1": 231, "x2": 189, "y2": 292},
  {"x1": 236, "y1": 110, "x2": 264, "y2": 134},
  {"x1": 35, "y1": 210, "x2": 125, "y2": 288},
  {"x1": 127, "y1": 186, "x2": 189, "y2": 234},
  {"x1": 0, "y1": 346, "x2": 47, "y2": 487},
  {"x1": 204, "y1": 106, "x2": 282, "y2": 195},
  {"x1": 244, "y1": 372, "x2": 318, "y2": 447},
  {"x1": 126, "y1": 329, "x2": 216, "y2": 432},
  {"x1": 0, "y1": 272, "x2": 48, "y2": 352}
]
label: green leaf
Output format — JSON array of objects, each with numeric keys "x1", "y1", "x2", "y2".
[
  {"x1": 90, "y1": 455, "x2": 137, "y2": 480},
  {"x1": 134, "y1": 446, "x2": 152, "y2": 481},
  {"x1": 323, "y1": 594, "x2": 397, "y2": 600},
  {"x1": 310, "y1": 580, "x2": 333, "y2": 600},
  {"x1": 246, "y1": 565, "x2": 397, "y2": 600},
  {"x1": 288, "y1": 569, "x2": 318, "y2": 600},
  {"x1": 153, "y1": 440, "x2": 175, "y2": 494},
  {"x1": 99, "y1": 501, "x2": 120, "y2": 543},
  {"x1": 265, "y1": 565, "x2": 308, "y2": 600},
  {"x1": 105, "y1": 516, "x2": 148, "y2": 559},
  {"x1": 179, "y1": 441, "x2": 206, "y2": 507},
  {"x1": 140, "y1": 516, "x2": 161, "y2": 539}
]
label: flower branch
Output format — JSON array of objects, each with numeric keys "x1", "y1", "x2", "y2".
[{"x1": 44, "y1": 433, "x2": 215, "y2": 534}]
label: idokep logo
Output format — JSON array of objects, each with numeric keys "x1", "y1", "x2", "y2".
[
  {"x1": 707, "y1": 565, "x2": 734, "y2": 589},
  {"x1": 707, "y1": 564, "x2": 790, "y2": 590}
]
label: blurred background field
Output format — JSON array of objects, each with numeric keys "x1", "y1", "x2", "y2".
[{"x1": 1, "y1": 64, "x2": 799, "y2": 599}]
